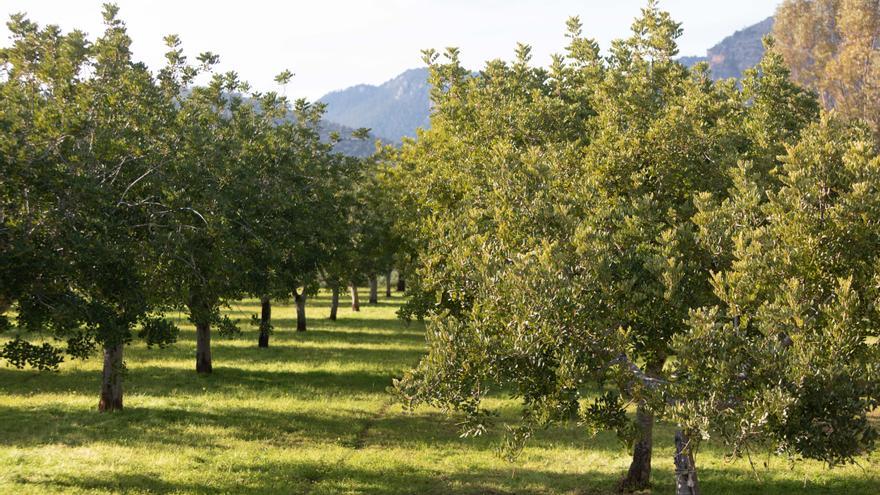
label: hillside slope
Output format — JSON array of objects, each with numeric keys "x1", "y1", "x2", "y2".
[{"x1": 319, "y1": 68, "x2": 431, "y2": 144}]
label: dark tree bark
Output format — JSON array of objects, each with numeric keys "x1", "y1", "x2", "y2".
[
  {"x1": 368, "y1": 275, "x2": 378, "y2": 305},
  {"x1": 195, "y1": 320, "x2": 212, "y2": 374},
  {"x1": 350, "y1": 283, "x2": 360, "y2": 312},
  {"x1": 674, "y1": 430, "x2": 701, "y2": 495},
  {"x1": 396, "y1": 272, "x2": 405, "y2": 292},
  {"x1": 620, "y1": 360, "x2": 664, "y2": 492},
  {"x1": 619, "y1": 404, "x2": 654, "y2": 492},
  {"x1": 258, "y1": 297, "x2": 271, "y2": 348},
  {"x1": 385, "y1": 269, "x2": 392, "y2": 298},
  {"x1": 294, "y1": 290, "x2": 307, "y2": 332},
  {"x1": 98, "y1": 343, "x2": 124, "y2": 412},
  {"x1": 188, "y1": 294, "x2": 215, "y2": 373},
  {"x1": 329, "y1": 286, "x2": 339, "y2": 321}
]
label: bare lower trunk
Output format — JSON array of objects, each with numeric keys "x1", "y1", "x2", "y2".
[
  {"x1": 258, "y1": 297, "x2": 271, "y2": 348},
  {"x1": 369, "y1": 275, "x2": 378, "y2": 305},
  {"x1": 396, "y1": 273, "x2": 405, "y2": 292},
  {"x1": 195, "y1": 320, "x2": 212, "y2": 373},
  {"x1": 385, "y1": 270, "x2": 392, "y2": 298},
  {"x1": 295, "y1": 291, "x2": 307, "y2": 332},
  {"x1": 350, "y1": 283, "x2": 360, "y2": 312},
  {"x1": 674, "y1": 430, "x2": 700, "y2": 495},
  {"x1": 619, "y1": 404, "x2": 653, "y2": 492},
  {"x1": 98, "y1": 344, "x2": 124, "y2": 412},
  {"x1": 329, "y1": 286, "x2": 339, "y2": 320},
  {"x1": 620, "y1": 360, "x2": 663, "y2": 492}
]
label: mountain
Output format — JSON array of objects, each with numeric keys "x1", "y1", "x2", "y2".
[
  {"x1": 319, "y1": 17, "x2": 774, "y2": 144},
  {"x1": 318, "y1": 68, "x2": 431, "y2": 144},
  {"x1": 680, "y1": 17, "x2": 774, "y2": 79}
]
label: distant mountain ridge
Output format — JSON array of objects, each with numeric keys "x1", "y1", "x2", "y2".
[
  {"x1": 319, "y1": 17, "x2": 774, "y2": 144},
  {"x1": 319, "y1": 68, "x2": 431, "y2": 144}
]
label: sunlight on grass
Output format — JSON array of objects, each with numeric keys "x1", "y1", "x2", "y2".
[{"x1": 1, "y1": 292, "x2": 878, "y2": 494}]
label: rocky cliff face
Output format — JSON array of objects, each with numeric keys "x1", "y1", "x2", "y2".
[{"x1": 680, "y1": 17, "x2": 774, "y2": 80}]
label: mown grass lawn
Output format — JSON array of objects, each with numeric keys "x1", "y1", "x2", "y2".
[{"x1": 1, "y1": 291, "x2": 877, "y2": 494}]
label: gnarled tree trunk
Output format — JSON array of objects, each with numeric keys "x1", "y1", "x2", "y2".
[
  {"x1": 396, "y1": 272, "x2": 405, "y2": 292},
  {"x1": 258, "y1": 297, "x2": 271, "y2": 348},
  {"x1": 98, "y1": 343, "x2": 124, "y2": 412},
  {"x1": 329, "y1": 286, "x2": 339, "y2": 320},
  {"x1": 619, "y1": 403, "x2": 654, "y2": 492},
  {"x1": 368, "y1": 275, "x2": 378, "y2": 305},
  {"x1": 350, "y1": 283, "x2": 360, "y2": 312},
  {"x1": 674, "y1": 430, "x2": 700, "y2": 495},
  {"x1": 294, "y1": 291, "x2": 307, "y2": 332},
  {"x1": 385, "y1": 269, "x2": 392, "y2": 297}
]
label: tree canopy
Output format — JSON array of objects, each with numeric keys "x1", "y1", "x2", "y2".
[
  {"x1": 774, "y1": 0, "x2": 880, "y2": 139},
  {"x1": 0, "y1": 5, "x2": 382, "y2": 409},
  {"x1": 391, "y1": 2, "x2": 876, "y2": 493}
]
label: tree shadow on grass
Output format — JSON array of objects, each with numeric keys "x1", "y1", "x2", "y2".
[
  {"x1": 249, "y1": 324, "x2": 426, "y2": 343},
  {"x1": 295, "y1": 316, "x2": 424, "y2": 334},
  {"x1": 8, "y1": 461, "x2": 620, "y2": 495},
  {"x1": 0, "y1": 400, "x2": 623, "y2": 456},
  {"x1": 163, "y1": 319, "x2": 425, "y2": 343},
  {"x1": 207, "y1": 340, "x2": 425, "y2": 370},
  {"x1": 11, "y1": 459, "x2": 879, "y2": 495},
  {"x1": 0, "y1": 365, "x2": 402, "y2": 398},
  {"x1": 0, "y1": 402, "x2": 372, "y2": 449}
]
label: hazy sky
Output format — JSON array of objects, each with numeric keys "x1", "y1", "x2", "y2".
[{"x1": 0, "y1": 1, "x2": 781, "y2": 99}]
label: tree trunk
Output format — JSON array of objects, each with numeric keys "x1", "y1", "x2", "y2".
[
  {"x1": 195, "y1": 320, "x2": 212, "y2": 374},
  {"x1": 294, "y1": 291, "x2": 307, "y2": 332},
  {"x1": 329, "y1": 286, "x2": 339, "y2": 320},
  {"x1": 396, "y1": 272, "x2": 405, "y2": 292},
  {"x1": 674, "y1": 430, "x2": 701, "y2": 495},
  {"x1": 620, "y1": 360, "x2": 664, "y2": 492},
  {"x1": 258, "y1": 297, "x2": 271, "y2": 348},
  {"x1": 350, "y1": 283, "x2": 360, "y2": 312},
  {"x1": 369, "y1": 275, "x2": 378, "y2": 305},
  {"x1": 98, "y1": 343, "x2": 124, "y2": 412},
  {"x1": 619, "y1": 403, "x2": 654, "y2": 492},
  {"x1": 385, "y1": 270, "x2": 392, "y2": 298}
]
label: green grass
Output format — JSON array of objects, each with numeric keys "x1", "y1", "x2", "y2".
[{"x1": 1, "y1": 292, "x2": 878, "y2": 494}]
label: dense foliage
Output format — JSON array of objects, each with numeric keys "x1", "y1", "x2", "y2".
[{"x1": 392, "y1": 2, "x2": 877, "y2": 493}]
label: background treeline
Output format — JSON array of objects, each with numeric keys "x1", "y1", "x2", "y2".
[
  {"x1": 0, "y1": 6, "x2": 402, "y2": 411},
  {"x1": 391, "y1": 2, "x2": 880, "y2": 494}
]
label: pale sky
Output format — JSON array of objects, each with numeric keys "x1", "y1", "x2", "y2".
[{"x1": 0, "y1": 1, "x2": 781, "y2": 100}]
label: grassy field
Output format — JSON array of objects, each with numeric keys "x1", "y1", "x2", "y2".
[{"x1": 0, "y1": 291, "x2": 878, "y2": 494}]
